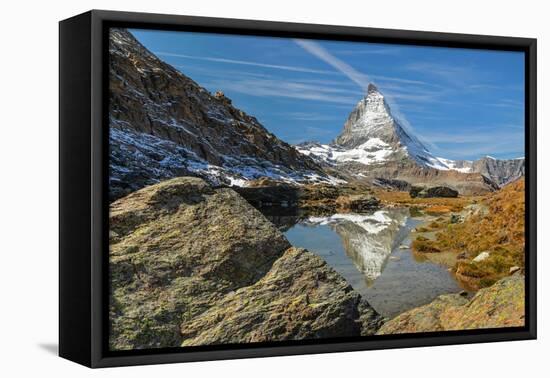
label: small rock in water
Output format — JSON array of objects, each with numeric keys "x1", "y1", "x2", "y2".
[
  {"x1": 389, "y1": 256, "x2": 401, "y2": 261},
  {"x1": 459, "y1": 290, "x2": 468, "y2": 297},
  {"x1": 399, "y1": 244, "x2": 409, "y2": 249}
]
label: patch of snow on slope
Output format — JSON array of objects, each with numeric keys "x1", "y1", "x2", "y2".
[
  {"x1": 295, "y1": 138, "x2": 394, "y2": 166},
  {"x1": 331, "y1": 138, "x2": 393, "y2": 165},
  {"x1": 437, "y1": 157, "x2": 473, "y2": 173},
  {"x1": 111, "y1": 126, "x2": 342, "y2": 188}
]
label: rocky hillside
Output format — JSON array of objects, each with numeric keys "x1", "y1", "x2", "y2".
[
  {"x1": 440, "y1": 156, "x2": 525, "y2": 187},
  {"x1": 377, "y1": 274, "x2": 524, "y2": 334},
  {"x1": 296, "y1": 85, "x2": 504, "y2": 195},
  {"x1": 109, "y1": 177, "x2": 382, "y2": 350},
  {"x1": 109, "y1": 29, "x2": 334, "y2": 201},
  {"x1": 472, "y1": 156, "x2": 525, "y2": 186}
]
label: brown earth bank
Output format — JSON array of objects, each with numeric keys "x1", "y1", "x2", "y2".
[
  {"x1": 377, "y1": 274, "x2": 524, "y2": 334},
  {"x1": 109, "y1": 177, "x2": 382, "y2": 350}
]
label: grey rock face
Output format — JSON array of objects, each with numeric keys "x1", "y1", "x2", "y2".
[
  {"x1": 471, "y1": 157, "x2": 525, "y2": 187},
  {"x1": 372, "y1": 177, "x2": 412, "y2": 191}
]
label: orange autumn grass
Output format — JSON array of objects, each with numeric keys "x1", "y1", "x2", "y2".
[{"x1": 413, "y1": 179, "x2": 525, "y2": 288}]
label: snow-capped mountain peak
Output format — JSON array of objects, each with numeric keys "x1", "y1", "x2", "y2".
[
  {"x1": 334, "y1": 84, "x2": 395, "y2": 148},
  {"x1": 300, "y1": 84, "x2": 449, "y2": 171}
]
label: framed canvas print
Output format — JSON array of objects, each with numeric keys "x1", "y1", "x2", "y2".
[{"x1": 59, "y1": 10, "x2": 537, "y2": 368}]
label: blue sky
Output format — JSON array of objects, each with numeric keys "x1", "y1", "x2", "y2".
[{"x1": 130, "y1": 29, "x2": 525, "y2": 160}]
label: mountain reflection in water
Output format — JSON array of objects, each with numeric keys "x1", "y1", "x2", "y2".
[
  {"x1": 306, "y1": 210, "x2": 408, "y2": 282},
  {"x1": 267, "y1": 208, "x2": 464, "y2": 318}
]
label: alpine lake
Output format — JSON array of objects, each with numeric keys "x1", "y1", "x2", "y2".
[{"x1": 265, "y1": 207, "x2": 468, "y2": 319}]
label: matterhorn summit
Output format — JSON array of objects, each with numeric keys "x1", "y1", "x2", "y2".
[
  {"x1": 335, "y1": 84, "x2": 398, "y2": 147},
  {"x1": 297, "y1": 84, "x2": 449, "y2": 170}
]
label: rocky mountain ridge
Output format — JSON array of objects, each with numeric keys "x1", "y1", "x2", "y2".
[
  {"x1": 441, "y1": 156, "x2": 525, "y2": 187},
  {"x1": 109, "y1": 29, "x2": 338, "y2": 200}
]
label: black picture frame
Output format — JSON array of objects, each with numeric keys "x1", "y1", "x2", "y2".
[{"x1": 59, "y1": 9, "x2": 537, "y2": 368}]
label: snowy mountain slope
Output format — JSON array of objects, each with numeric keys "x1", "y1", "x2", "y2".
[
  {"x1": 296, "y1": 138, "x2": 394, "y2": 166},
  {"x1": 296, "y1": 84, "x2": 524, "y2": 190},
  {"x1": 334, "y1": 84, "x2": 449, "y2": 170},
  {"x1": 298, "y1": 84, "x2": 450, "y2": 171},
  {"x1": 437, "y1": 156, "x2": 525, "y2": 186},
  {"x1": 108, "y1": 29, "x2": 338, "y2": 200}
]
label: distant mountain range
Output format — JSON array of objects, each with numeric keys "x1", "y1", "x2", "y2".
[
  {"x1": 109, "y1": 29, "x2": 525, "y2": 200},
  {"x1": 439, "y1": 156, "x2": 525, "y2": 187}
]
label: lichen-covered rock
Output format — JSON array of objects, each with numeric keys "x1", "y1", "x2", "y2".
[
  {"x1": 180, "y1": 247, "x2": 382, "y2": 346},
  {"x1": 377, "y1": 275, "x2": 524, "y2": 334},
  {"x1": 109, "y1": 177, "x2": 381, "y2": 350}
]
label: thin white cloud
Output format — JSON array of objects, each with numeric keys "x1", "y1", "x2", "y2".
[
  {"x1": 488, "y1": 99, "x2": 524, "y2": 108},
  {"x1": 156, "y1": 51, "x2": 336, "y2": 75},
  {"x1": 421, "y1": 130, "x2": 524, "y2": 144},
  {"x1": 282, "y1": 112, "x2": 343, "y2": 122},
  {"x1": 371, "y1": 75, "x2": 435, "y2": 87},
  {"x1": 205, "y1": 77, "x2": 358, "y2": 105},
  {"x1": 418, "y1": 126, "x2": 524, "y2": 159},
  {"x1": 405, "y1": 62, "x2": 474, "y2": 86},
  {"x1": 336, "y1": 47, "x2": 402, "y2": 56},
  {"x1": 293, "y1": 39, "x2": 371, "y2": 91},
  {"x1": 434, "y1": 143, "x2": 525, "y2": 159}
]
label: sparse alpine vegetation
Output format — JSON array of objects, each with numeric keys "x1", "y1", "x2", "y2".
[{"x1": 410, "y1": 178, "x2": 525, "y2": 289}]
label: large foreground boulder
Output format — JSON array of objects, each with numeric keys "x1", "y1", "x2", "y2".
[
  {"x1": 180, "y1": 247, "x2": 381, "y2": 345},
  {"x1": 109, "y1": 177, "x2": 382, "y2": 350},
  {"x1": 377, "y1": 275, "x2": 524, "y2": 334}
]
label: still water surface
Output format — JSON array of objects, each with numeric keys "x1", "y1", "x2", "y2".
[{"x1": 269, "y1": 208, "x2": 463, "y2": 318}]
